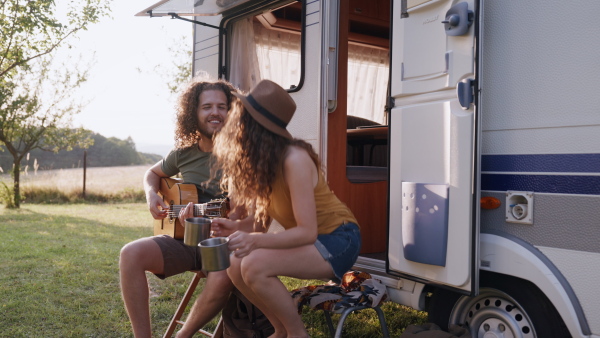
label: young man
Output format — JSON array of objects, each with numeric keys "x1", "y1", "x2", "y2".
[{"x1": 119, "y1": 79, "x2": 244, "y2": 338}]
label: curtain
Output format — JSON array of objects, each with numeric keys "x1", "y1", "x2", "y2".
[
  {"x1": 229, "y1": 17, "x2": 261, "y2": 92},
  {"x1": 347, "y1": 44, "x2": 389, "y2": 125},
  {"x1": 253, "y1": 22, "x2": 301, "y2": 90}
]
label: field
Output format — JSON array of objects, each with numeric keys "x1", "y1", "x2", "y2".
[
  {"x1": 0, "y1": 165, "x2": 150, "y2": 204},
  {"x1": 0, "y1": 165, "x2": 427, "y2": 337},
  {"x1": 12, "y1": 165, "x2": 150, "y2": 193}
]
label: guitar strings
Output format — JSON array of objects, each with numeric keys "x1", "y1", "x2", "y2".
[{"x1": 164, "y1": 206, "x2": 223, "y2": 218}]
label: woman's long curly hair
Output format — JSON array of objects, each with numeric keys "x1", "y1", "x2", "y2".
[
  {"x1": 174, "y1": 79, "x2": 238, "y2": 149},
  {"x1": 213, "y1": 101, "x2": 320, "y2": 229}
]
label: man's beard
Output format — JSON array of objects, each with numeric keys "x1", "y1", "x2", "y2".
[{"x1": 198, "y1": 122, "x2": 216, "y2": 140}]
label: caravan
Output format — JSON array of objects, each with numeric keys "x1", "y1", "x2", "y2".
[{"x1": 137, "y1": 1, "x2": 600, "y2": 337}]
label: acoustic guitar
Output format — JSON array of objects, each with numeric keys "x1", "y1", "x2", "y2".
[{"x1": 154, "y1": 177, "x2": 230, "y2": 239}]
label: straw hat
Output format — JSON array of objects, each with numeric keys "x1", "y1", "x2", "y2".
[{"x1": 233, "y1": 80, "x2": 296, "y2": 139}]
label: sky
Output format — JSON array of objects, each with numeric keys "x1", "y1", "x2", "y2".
[{"x1": 66, "y1": 1, "x2": 194, "y2": 156}]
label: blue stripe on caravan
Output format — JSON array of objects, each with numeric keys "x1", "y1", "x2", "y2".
[
  {"x1": 481, "y1": 154, "x2": 600, "y2": 173},
  {"x1": 481, "y1": 174, "x2": 600, "y2": 195}
]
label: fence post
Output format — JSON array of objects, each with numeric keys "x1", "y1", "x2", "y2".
[{"x1": 83, "y1": 150, "x2": 87, "y2": 198}]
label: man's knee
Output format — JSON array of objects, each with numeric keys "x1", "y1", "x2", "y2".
[
  {"x1": 205, "y1": 271, "x2": 234, "y2": 293},
  {"x1": 120, "y1": 239, "x2": 161, "y2": 271},
  {"x1": 119, "y1": 241, "x2": 139, "y2": 266}
]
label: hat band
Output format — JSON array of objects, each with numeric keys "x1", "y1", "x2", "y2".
[{"x1": 246, "y1": 94, "x2": 288, "y2": 129}]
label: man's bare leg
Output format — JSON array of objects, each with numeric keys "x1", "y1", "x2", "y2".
[
  {"x1": 119, "y1": 238, "x2": 164, "y2": 338},
  {"x1": 176, "y1": 270, "x2": 234, "y2": 337}
]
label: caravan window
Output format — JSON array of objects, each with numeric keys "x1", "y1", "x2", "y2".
[
  {"x1": 347, "y1": 44, "x2": 389, "y2": 125},
  {"x1": 226, "y1": 1, "x2": 303, "y2": 92},
  {"x1": 345, "y1": 0, "x2": 390, "y2": 179}
]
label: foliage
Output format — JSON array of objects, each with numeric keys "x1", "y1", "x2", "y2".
[
  {"x1": 166, "y1": 34, "x2": 193, "y2": 95},
  {"x1": 143, "y1": 32, "x2": 192, "y2": 95},
  {"x1": 0, "y1": 181, "x2": 15, "y2": 208},
  {"x1": 0, "y1": 0, "x2": 111, "y2": 80},
  {"x1": 19, "y1": 186, "x2": 145, "y2": 204}
]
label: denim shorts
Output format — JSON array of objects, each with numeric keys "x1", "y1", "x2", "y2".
[{"x1": 314, "y1": 222, "x2": 361, "y2": 283}]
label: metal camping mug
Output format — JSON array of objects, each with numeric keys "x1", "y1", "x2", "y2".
[
  {"x1": 183, "y1": 217, "x2": 211, "y2": 247},
  {"x1": 199, "y1": 237, "x2": 230, "y2": 271}
]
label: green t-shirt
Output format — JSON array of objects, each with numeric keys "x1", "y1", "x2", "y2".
[{"x1": 161, "y1": 146, "x2": 222, "y2": 203}]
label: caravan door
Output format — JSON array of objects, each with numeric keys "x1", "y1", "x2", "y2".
[{"x1": 387, "y1": 0, "x2": 479, "y2": 294}]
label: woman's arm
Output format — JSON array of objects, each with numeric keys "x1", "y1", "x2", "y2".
[
  {"x1": 211, "y1": 198, "x2": 258, "y2": 236},
  {"x1": 228, "y1": 146, "x2": 319, "y2": 256}
]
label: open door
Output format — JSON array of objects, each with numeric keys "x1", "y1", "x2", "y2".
[{"x1": 387, "y1": 0, "x2": 479, "y2": 294}]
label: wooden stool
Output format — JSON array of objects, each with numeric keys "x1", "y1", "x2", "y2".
[{"x1": 163, "y1": 271, "x2": 223, "y2": 338}]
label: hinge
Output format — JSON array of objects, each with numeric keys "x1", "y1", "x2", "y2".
[
  {"x1": 385, "y1": 97, "x2": 396, "y2": 113},
  {"x1": 400, "y1": 0, "x2": 409, "y2": 18},
  {"x1": 457, "y1": 78, "x2": 475, "y2": 110}
]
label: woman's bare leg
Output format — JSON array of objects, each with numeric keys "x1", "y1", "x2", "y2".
[{"x1": 229, "y1": 245, "x2": 335, "y2": 338}]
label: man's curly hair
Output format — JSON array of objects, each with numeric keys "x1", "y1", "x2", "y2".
[{"x1": 174, "y1": 79, "x2": 238, "y2": 149}]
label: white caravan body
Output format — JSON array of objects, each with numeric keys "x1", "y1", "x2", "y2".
[{"x1": 138, "y1": 1, "x2": 600, "y2": 337}]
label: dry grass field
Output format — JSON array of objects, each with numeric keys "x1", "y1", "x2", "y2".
[
  {"x1": 6, "y1": 165, "x2": 150, "y2": 193},
  {"x1": 0, "y1": 165, "x2": 152, "y2": 204}
]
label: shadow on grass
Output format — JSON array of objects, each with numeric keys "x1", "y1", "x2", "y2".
[{"x1": 0, "y1": 205, "x2": 427, "y2": 337}]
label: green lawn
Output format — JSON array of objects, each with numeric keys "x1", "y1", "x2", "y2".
[{"x1": 0, "y1": 203, "x2": 426, "y2": 337}]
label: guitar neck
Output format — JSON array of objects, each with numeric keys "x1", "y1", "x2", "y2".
[
  {"x1": 168, "y1": 200, "x2": 228, "y2": 219},
  {"x1": 169, "y1": 203, "x2": 210, "y2": 216}
]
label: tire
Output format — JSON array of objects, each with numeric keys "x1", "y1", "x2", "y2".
[{"x1": 427, "y1": 271, "x2": 571, "y2": 338}]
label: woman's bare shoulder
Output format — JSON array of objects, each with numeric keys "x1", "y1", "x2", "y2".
[{"x1": 284, "y1": 145, "x2": 312, "y2": 164}]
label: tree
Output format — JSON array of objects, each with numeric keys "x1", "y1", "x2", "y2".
[
  {"x1": 0, "y1": 0, "x2": 110, "y2": 81},
  {"x1": 0, "y1": 0, "x2": 111, "y2": 208},
  {"x1": 141, "y1": 32, "x2": 192, "y2": 95},
  {"x1": 0, "y1": 57, "x2": 94, "y2": 207},
  {"x1": 165, "y1": 34, "x2": 193, "y2": 95}
]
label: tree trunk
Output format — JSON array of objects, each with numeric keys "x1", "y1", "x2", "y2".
[{"x1": 12, "y1": 161, "x2": 21, "y2": 208}]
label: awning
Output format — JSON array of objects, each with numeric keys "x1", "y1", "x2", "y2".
[{"x1": 135, "y1": 0, "x2": 252, "y2": 17}]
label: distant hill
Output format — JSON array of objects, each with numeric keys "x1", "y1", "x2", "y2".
[{"x1": 0, "y1": 133, "x2": 163, "y2": 172}]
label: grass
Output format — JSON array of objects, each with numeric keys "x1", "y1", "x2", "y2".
[
  {"x1": 0, "y1": 166, "x2": 428, "y2": 337},
  {"x1": 0, "y1": 204, "x2": 427, "y2": 337}
]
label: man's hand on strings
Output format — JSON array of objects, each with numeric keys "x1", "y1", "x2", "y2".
[
  {"x1": 178, "y1": 202, "x2": 195, "y2": 226},
  {"x1": 147, "y1": 191, "x2": 168, "y2": 219}
]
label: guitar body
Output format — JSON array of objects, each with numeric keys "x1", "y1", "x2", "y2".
[{"x1": 154, "y1": 178, "x2": 198, "y2": 239}]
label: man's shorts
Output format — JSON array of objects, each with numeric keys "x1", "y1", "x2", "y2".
[{"x1": 151, "y1": 235, "x2": 201, "y2": 279}]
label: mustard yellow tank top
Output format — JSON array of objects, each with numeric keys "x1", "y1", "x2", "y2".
[{"x1": 267, "y1": 169, "x2": 359, "y2": 234}]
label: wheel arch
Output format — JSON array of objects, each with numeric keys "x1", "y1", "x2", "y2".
[{"x1": 480, "y1": 231, "x2": 589, "y2": 337}]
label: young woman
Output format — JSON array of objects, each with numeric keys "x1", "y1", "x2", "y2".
[{"x1": 211, "y1": 80, "x2": 361, "y2": 338}]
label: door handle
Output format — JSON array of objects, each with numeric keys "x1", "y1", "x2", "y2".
[{"x1": 442, "y1": 2, "x2": 474, "y2": 36}]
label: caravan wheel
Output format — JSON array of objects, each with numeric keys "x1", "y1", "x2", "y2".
[
  {"x1": 448, "y1": 287, "x2": 535, "y2": 337},
  {"x1": 428, "y1": 272, "x2": 571, "y2": 338}
]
